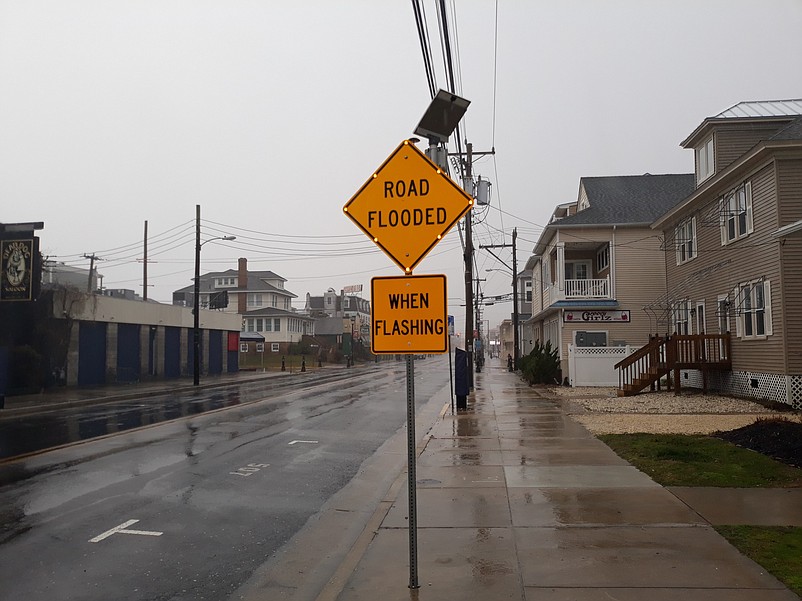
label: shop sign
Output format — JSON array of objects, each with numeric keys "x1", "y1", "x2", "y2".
[
  {"x1": 563, "y1": 309, "x2": 630, "y2": 323},
  {"x1": 1, "y1": 239, "x2": 35, "y2": 301}
]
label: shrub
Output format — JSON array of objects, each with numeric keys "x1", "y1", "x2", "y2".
[{"x1": 520, "y1": 340, "x2": 560, "y2": 385}]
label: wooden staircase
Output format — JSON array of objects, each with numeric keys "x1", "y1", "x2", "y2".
[{"x1": 615, "y1": 333, "x2": 732, "y2": 397}]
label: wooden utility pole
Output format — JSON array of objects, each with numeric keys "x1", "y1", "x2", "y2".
[
  {"x1": 480, "y1": 226, "x2": 519, "y2": 368},
  {"x1": 82, "y1": 253, "x2": 101, "y2": 293},
  {"x1": 193, "y1": 205, "x2": 201, "y2": 385},
  {"x1": 143, "y1": 220, "x2": 148, "y2": 301},
  {"x1": 512, "y1": 228, "x2": 520, "y2": 369},
  {"x1": 463, "y1": 142, "x2": 475, "y2": 389}
]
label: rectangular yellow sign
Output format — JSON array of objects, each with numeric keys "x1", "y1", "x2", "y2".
[{"x1": 371, "y1": 274, "x2": 448, "y2": 354}]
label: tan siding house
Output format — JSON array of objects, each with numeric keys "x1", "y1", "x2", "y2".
[
  {"x1": 652, "y1": 99, "x2": 802, "y2": 408},
  {"x1": 526, "y1": 173, "x2": 694, "y2": 384}
]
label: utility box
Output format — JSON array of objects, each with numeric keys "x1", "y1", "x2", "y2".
[
  {"x1": 475, "y1": 177, "x2": 491, "y2": 205},
  {"x1": 575, "y1": 331, "x2": 607, "y2": 347}
]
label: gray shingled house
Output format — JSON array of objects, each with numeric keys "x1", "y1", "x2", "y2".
[{"x1": 526, "y1": 173, "x2": 695, "y2": 385}]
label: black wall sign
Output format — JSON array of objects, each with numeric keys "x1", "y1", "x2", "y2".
[{"x1": 1, "y1": 238, "x2": 37, "y2": 301}]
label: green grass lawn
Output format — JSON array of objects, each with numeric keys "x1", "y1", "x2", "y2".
[
  {"x1": 598, "y1": 433, "x2": 802, "y2": 487},
  {"x1": 715, "y1": 526, "x2": 802, "y2": 597},
  {"x1": 600, "y1": 433, "x2": 802, "y2": 597}
]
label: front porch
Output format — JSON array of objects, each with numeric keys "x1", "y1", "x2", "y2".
[{"x1": 615, "y1": 333, "x2": 732, "y2": 396}]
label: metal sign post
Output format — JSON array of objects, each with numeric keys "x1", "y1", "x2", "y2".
[{"x1": 405, "y1": 353, "x2": 419, "y2": 589}]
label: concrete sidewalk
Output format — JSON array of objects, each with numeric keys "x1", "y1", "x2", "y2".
[{"x1": 315, "y1": 360, "x2": 799, "y2": 601}]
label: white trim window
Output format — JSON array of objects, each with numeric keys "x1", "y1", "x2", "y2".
[
  {"x1": 717, "y1": 295, "x2": 730, "y2": 334},
  {"x1": 596, "y1": 245, "x2": 610, "y2": 272},
  {"x1": 672, "y1": 299, "x2": 692, "y2": 334},
  {"x1": 675, "y1": 217, "x2": 697, "y2": 264},
  {"x1": 720, "y1": 181, "x2": 753, "y2": 245},
  {"x1": 735, "y1": 279, "x2": 772, "y2": 338},
  {"x1": 695, "y1": 301, "x2": 706, "y2": 334},
  {"x1": 697, "y1": 135, "x2": 714, "y2": 183}
]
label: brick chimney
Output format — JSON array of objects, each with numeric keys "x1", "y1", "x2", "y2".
[{"x1": 238, "y1": 257, "x2": 248, "y2": 314}]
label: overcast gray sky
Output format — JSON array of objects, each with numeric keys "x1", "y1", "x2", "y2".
[{"x1": 2, "y1": 0, "x2": 801, "y2": 332}]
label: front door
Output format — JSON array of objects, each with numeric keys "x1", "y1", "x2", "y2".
[
  {"x1": 565, "y1": 261, "x2": 590, "y2": 280},
  {"x1": 565, "y1": 261, "x2": 591, "y2": 297}
]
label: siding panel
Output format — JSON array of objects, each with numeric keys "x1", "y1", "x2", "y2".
[
  {"x1": 777, "y1": 158, "x2": 802, "y2": 372},
  {"x1": 715, "y1": 125, "x2": 786, "y2": 173},
  {"x1": 663, "y1": 163, "x2": 784, "y2": 374},
  {"x1": 613, "y1": 228, "x2": 668, "y2": 342}
]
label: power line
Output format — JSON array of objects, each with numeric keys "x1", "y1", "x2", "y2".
[{"x1": 411, "y1": 0, "x2": 438, "y2": 97}]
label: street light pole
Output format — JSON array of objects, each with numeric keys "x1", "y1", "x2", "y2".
[{"x1": 193, "y1": 203, "x2": 235, "y2": 386}]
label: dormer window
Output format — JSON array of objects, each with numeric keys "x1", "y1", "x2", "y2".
[
  {"x1": 215, "y1": 277, "x2": 237, "y2": 288},
  {"x1": 697, "y1": 135, "x2": 714, "y2": 183}
]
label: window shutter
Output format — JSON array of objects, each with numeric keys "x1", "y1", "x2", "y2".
[
  {"x1": 764, "y1": 280, "x2": 773, "y2": 336},
  {"x1": 691, "y1": 216, "x2": 697, "y2": 258},
  {"x1": 745, "y1": 181, "x2": 754, "y2": 234},
  {"x1": 719, "y1": 198, "x2": 728, "y2": 246},
  {"x1": 733, "y1": 286, "x2": 743, "y2": 338},
  {"x1": 674, "y1": 225, "x2": 681, "y2": 265}
]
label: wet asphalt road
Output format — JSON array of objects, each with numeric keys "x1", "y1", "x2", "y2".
[{"x1": 0, "y1": 358, "x2": 451, "y2": 601}]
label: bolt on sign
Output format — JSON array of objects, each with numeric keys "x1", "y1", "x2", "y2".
[
  {"x1": 343, "y1": 140, "x2": 473, "y2": 273},
  {"x1": 371, "y1": 274, "x2": 448, "y2": 354}
]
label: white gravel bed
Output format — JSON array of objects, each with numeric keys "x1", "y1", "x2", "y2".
[{"x1": 549, "y1": 386, "x2": 796, "y2": 435}]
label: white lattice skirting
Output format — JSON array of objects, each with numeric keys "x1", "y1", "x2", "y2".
[{"x1": 679, "y1": 370, "x2": 802, "y2": 410}]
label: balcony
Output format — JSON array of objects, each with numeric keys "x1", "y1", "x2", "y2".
[
  {"x1": 545, "y1": 276, "x2": 611, "y2": 306},
  {"x1": 565, "y1": 277, "x2": 610, "y2": 299}
]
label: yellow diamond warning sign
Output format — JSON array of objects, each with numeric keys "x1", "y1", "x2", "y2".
[
  {"x1": 344, "y1": 140, "x2": 473, "y2": 273},
  {"x1": 371, "y1": 274, "x2": 448, "y2": 354}
]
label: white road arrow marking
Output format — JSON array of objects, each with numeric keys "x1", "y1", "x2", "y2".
[
  {"x1": 288, "y1": 440, "x2": 319, "y2": 445},
  {"x1": 89, "y1": 519, "x2": 163, "y2": 543}
]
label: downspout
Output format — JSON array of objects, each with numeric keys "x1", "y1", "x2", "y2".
[{"x1": 611, "y1": 226, "x2": 616, "y2": 299}]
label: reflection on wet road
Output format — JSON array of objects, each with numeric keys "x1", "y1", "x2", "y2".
[{"x1": 0, "y1": 368, "x2": 394, "y2": 461}]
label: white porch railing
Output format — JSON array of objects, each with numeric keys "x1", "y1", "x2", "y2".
[
  {"x1": 544, "y1": 277, "x2": 611, "y2": 306},
  {"x1": 565, "y1": 277, "x2": 610, "y2": 299}
]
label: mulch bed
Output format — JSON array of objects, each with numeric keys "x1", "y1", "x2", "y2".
[{"x1": 714, "y1": 418, "x2": 802, "y2": 469}]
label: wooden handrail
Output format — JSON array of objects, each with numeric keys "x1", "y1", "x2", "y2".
[
  {"x1": 614, "y1": 335, "x2": 667, "y2": 370},
  {"x1": 615, "y1": 333, "x2": 731, "y2": 396}
]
